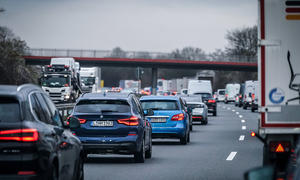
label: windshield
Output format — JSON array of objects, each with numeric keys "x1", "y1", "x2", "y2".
[
  {"x1": 141, "y1": 100, "x2": 179, "y2": 111},
  {"x1": 75, "y1": 100, "x2": 130, "y2": 113},
  {"x1": 0, "y1": 98, "x2": 20, "y2": 122},
  {"x1": 41, "y1": 75, "x2": 69, "y2": 87},
  {"x1": 81, "y1": 77, "x2": 95, "y2": 86}
]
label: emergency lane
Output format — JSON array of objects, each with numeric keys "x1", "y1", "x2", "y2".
[{"x1": 84, "y1": 103, "x2": 263, "y2": 180}]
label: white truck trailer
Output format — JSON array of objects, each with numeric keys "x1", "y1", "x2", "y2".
[
  {"x1": 80, "y1": 67, "x2": 101, "y2": 93},
  {"x1": 254, "y1": 0, "x2": 300, "y2": 177}
]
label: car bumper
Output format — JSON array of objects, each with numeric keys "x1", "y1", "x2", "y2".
[
  {"x1": 151, "y1": 123, "x2": 186, "y2": 138},
  {"x1": 78, "y1": 136, "x2": 139, "y2": 154}
]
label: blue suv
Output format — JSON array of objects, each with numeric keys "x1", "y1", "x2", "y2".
[
  {"x1": 140, "y1": 96, "x2": 190, "y2": 145},
  {"x1": 69, "y1": 93, "x2": 152, "y2": 163}
]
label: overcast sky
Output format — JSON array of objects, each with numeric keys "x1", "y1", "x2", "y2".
[{"x1": 0, "y1": 0, "x2": 257, "y2": 53}]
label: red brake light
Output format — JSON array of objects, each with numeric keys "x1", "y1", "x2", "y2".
[
  {"x1": 47, "y1": 65, "x2": 52, "y2": 68},
  {"x1": 118, "y1": 116, "x2": 139, "y2": 126},
  {"x1": 64, "y1": 65, "x2": 70, "y2": 68},
  {"x1": 239, "y1": 95, "x2": 242, "y2": 98},
  {"x1": 67, "y1": 116, "x2": 86, "y2": 124},
  {"x1": 0, "y1": 129, "x2": 38, "y2": 142},
  {"x1": 251, "y1": 132, "x2": 256, "y2": 137},
  {"x1": 171, "y1": 113, "x2": 184, "y2": 121},
  {"x1": 78, "y1": 118, "x2": 87, "y2": 124},
  {"x1": 18, "y1": 171, "x2": 36, "y2": 175},
  {"x1": 64, "y1": 84, "x2": 69, "y2": 87},
  {"x1": 252, "y1": 94, "x2": 255, "y2": 100},
  {"x1": 208, "y1": 99, "x2": 216, "y2": 103}
]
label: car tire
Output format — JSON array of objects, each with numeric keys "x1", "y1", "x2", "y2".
[
  {"x1": 48, "y1": 163, "x2": 58, "y2": 180},
  {"x1": 145, "y1": 139, "x2": 152, "y2": 159},
  {"x1": 180, "y1": 133, "x2": 188, "y2": 145},
  {"x1": 213, "y1": 111, "x2": 217, "y2": 116},
  {"x1": 202, "y1": 120, "x2": 208, "y2": 125},
  {"x1": 243, "y1": 105, "x2": 247, "y2": 110},
  {"x1": 190, "y1": 124, "x2": 193, "y2": 131},
  {"x1": 187, "y1": 132, "x2": 190, "y2": 143},
  {"x1": 134, "y1": 139, "x2": 145, "y2": 163},
  {"x1": 251, "y1": 108, "x2": 255, "y2": 112},
  {"x1": 76, "y1": 156, "x2": 84, "y2": 180}
]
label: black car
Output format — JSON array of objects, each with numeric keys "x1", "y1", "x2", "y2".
[
  {"x1": 0, "y1": 84, "x2": 83, "y2": 180},
  {"x1": 69, "y1": 92, "x2": 152, "y2": 163},
  {"x1": 193, "y1": 93, "x2": 217, "y2": 116}
]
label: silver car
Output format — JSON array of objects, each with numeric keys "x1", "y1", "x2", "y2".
[{"x1": 186, "y1": 102, "x2": 208, "y2": 125}]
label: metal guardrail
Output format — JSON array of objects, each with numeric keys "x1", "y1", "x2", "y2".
[
  {"x1": 56, "y1": 103, "x2": 76, "y2": 120},
  {"x1": 25, "y1": 48, "x2": 257, "y2": 63}
]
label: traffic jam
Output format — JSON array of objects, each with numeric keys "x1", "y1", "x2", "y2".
[{"x1": 1, "y1": 0, "x2": 300, "y2": 179}]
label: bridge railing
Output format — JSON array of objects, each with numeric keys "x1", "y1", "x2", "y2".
[{"x1": 25, "y1": 48, "x2": 257, "y2": 62}]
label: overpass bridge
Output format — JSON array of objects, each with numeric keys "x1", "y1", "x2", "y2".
[{"x1": 24, "y1": 48, "x2": 258, "y2": 94}]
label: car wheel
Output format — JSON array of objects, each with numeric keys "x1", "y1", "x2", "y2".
[
  {"x1": 134, "y1": 139, "x2": 145, "y2": 163},
  {"x1": 180, "y1": 132, "x2": 188, "y2": 145},
  {"x1": 190, "y1": 124, "x2": 193, "y2": 131},
  {"x1": 243, "y1": 105, "x2": 247, "y2": 110},
  {"x1": 145, "y1": 139, "x2": 152, "y2": 159},
  {"x1": 213, "y1": 111, "x2": 217, "y2": 116},
  {"x1": 76, "y1": 156, "x2": 84, "y2": 180},
  {"x1": 251, "y1": 108, "x2": 255, "y2": 112},
  {"x1": 48, "y1": 163, "x2": 58, "y2": 180},
  {"x1": 187, "y1": 132, "x2": 190, "y2": 143},
  {"x1": 202, "y1": 120, "x2": 208, "y2": 125}
]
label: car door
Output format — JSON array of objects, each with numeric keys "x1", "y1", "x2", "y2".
[
  {"x1": 135, "y1": 97, "x2": 151, "y2": 146},
  {"x1": 41, "y1": 93, "x2": 77, "y2": 179}
]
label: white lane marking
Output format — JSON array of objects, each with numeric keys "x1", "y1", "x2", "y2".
[
  {"x1": 226, "y1": 152, "x2": 237, "y2": 161},
  {"x1": 242, "y1": 126, "x2": 246, "y2": 130},
  {"x1": 239, "y1": 115, "x2": 243, "y2": 118},
  {"x1": 227, "y1": 107, "x2": 231, "y2": 110},
  {"x1": 241, "y1": 120, "x2": 246, "y2": 123},
  {"x1": 236, "y1": 112, "x2": 239, "y2": 115},
  {"x1": 232, "y1": 109, "x2": 236, "y2": 112},
  {"x1": 239, "y1": 135, "x2": 245, "y2": 141}
]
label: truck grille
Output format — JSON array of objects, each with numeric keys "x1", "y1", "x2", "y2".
[{"x1": 49, "y1": 93, "x2": 62, "y2": 98}]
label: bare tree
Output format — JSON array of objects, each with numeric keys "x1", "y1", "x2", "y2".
[
  {"x1": 225, "y1": 26, "x2": 257, "y2": 62},
  {"x1": 0, "y1": 26, "x2": 38, "y2": 85}
]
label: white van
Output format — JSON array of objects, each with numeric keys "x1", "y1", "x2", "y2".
[
  {"x1": 225, "y1": 84, "x2": 240, "y2": 103},
  {"x1": 188, "y1": 80, "x2": 212, "y2": 95},
  {"x1": 242, "y1": 80, "x2": 255, "y2": 109},
  {"x1": 217, "y1": 89, "x2": 225, "y2": 102}
]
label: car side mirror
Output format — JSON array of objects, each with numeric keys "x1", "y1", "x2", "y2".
[
  {"x1": 145, "y1": 109, "x2": 154, "y2": 116},
  {"x1": 69, "y1": 117, "x2": 81, "y2": 129},
  {"x1": 187, "y1": 107, "x2": 192, "y2": 113},
  {"x1": 244, "y1": 166, "x2": 274, "y2": 180}
]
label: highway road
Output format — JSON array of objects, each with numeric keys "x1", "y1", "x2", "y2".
[{"x1": 83, "y1": 103, "x2": 263, "y2": 180}]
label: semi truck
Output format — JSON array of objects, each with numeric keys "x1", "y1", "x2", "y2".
[
  {"x1": 40, "y1": 57, "x2": 82, "y2": 103},
  {"x1": 80, "y1": 67, "x2": 101, "y2": 93},
  {"x1": 254, "y1": 0, "x2": 300, "y2": 177}
]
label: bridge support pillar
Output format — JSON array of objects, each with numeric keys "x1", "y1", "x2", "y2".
[{"x1": 151, "y1": 68, "x2": 158, "y2": 95}]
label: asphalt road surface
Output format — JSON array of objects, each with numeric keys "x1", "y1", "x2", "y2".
[{"x1": 84, "y1": 103, "x2": 263, "y2": 180}]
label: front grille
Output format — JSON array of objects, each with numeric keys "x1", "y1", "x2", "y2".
[{"x1": 49, "y1": 93, "x2": 62, "y2": 97}]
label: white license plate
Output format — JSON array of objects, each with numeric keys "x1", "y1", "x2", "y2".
[
  {"x1": 151, "y1": 117, "x2": 167, "y2": 123},
  {"x1": 92, "y1": 121, "x2": 113, "y2": 127}
]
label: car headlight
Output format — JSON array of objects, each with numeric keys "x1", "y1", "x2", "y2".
[{"x1": 64, "y1": 93, "x2": 70, "y2": 99}]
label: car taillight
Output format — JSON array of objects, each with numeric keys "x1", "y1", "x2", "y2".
[
  {"x1": 270, "y1": 141, "x2": 291, "y2": 153},
  {"x1": 208, "y1": 99, "x2": 216, "y2": 103},
  {"x1": 0, "y1": 129, "x2": 38, "y2": 142},
  {"x1": 252, "y1": 94, "x2": 255, "y2": 101},
  {"x1": 47, "y1": 65, "x2": 52, "y2": 68},
  {"x1": 118, "y1": 116, "x2": 139, "y2": 126},
  {"x1": 64, "y1": 65, "x2": 69, "y2": 68},
  {"x1": 239, "y1": 95, "x2": 242, "y2": 98},
  {"x1": 171, "y1": 113, "x2": 184, "y2": 121},
  {"x1": 225, "y1": 94, "x2": 228, "y2": 97},
  {"x1": 18, "y1": 171, "x2": 36, "y2": 175},
  {"x1": 67, "y1": 116, "x2": 86, "y2": 124}
]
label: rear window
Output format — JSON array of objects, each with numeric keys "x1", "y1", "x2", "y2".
[
  {"x1": 181, "y1": 96, "x2": 202, "y2": 103},
  {"x1": 141, "y1": 100, "x2": 179, "y2": 111},
  {"x1": 187, "y1": 104, "x2": 204, "y2": 109},
  {"x1": 0, "y1": 98, "x2": 20, "y2": 122},
  {"x1": 75, "y1": 100, "x2": 131, "y2": 113},
  {"x1": 194, "y1": 93, "x2": 212, "y2": 99},
  {"x1": 218, "y1": 90, "x2": 225, "y2": 95}
]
